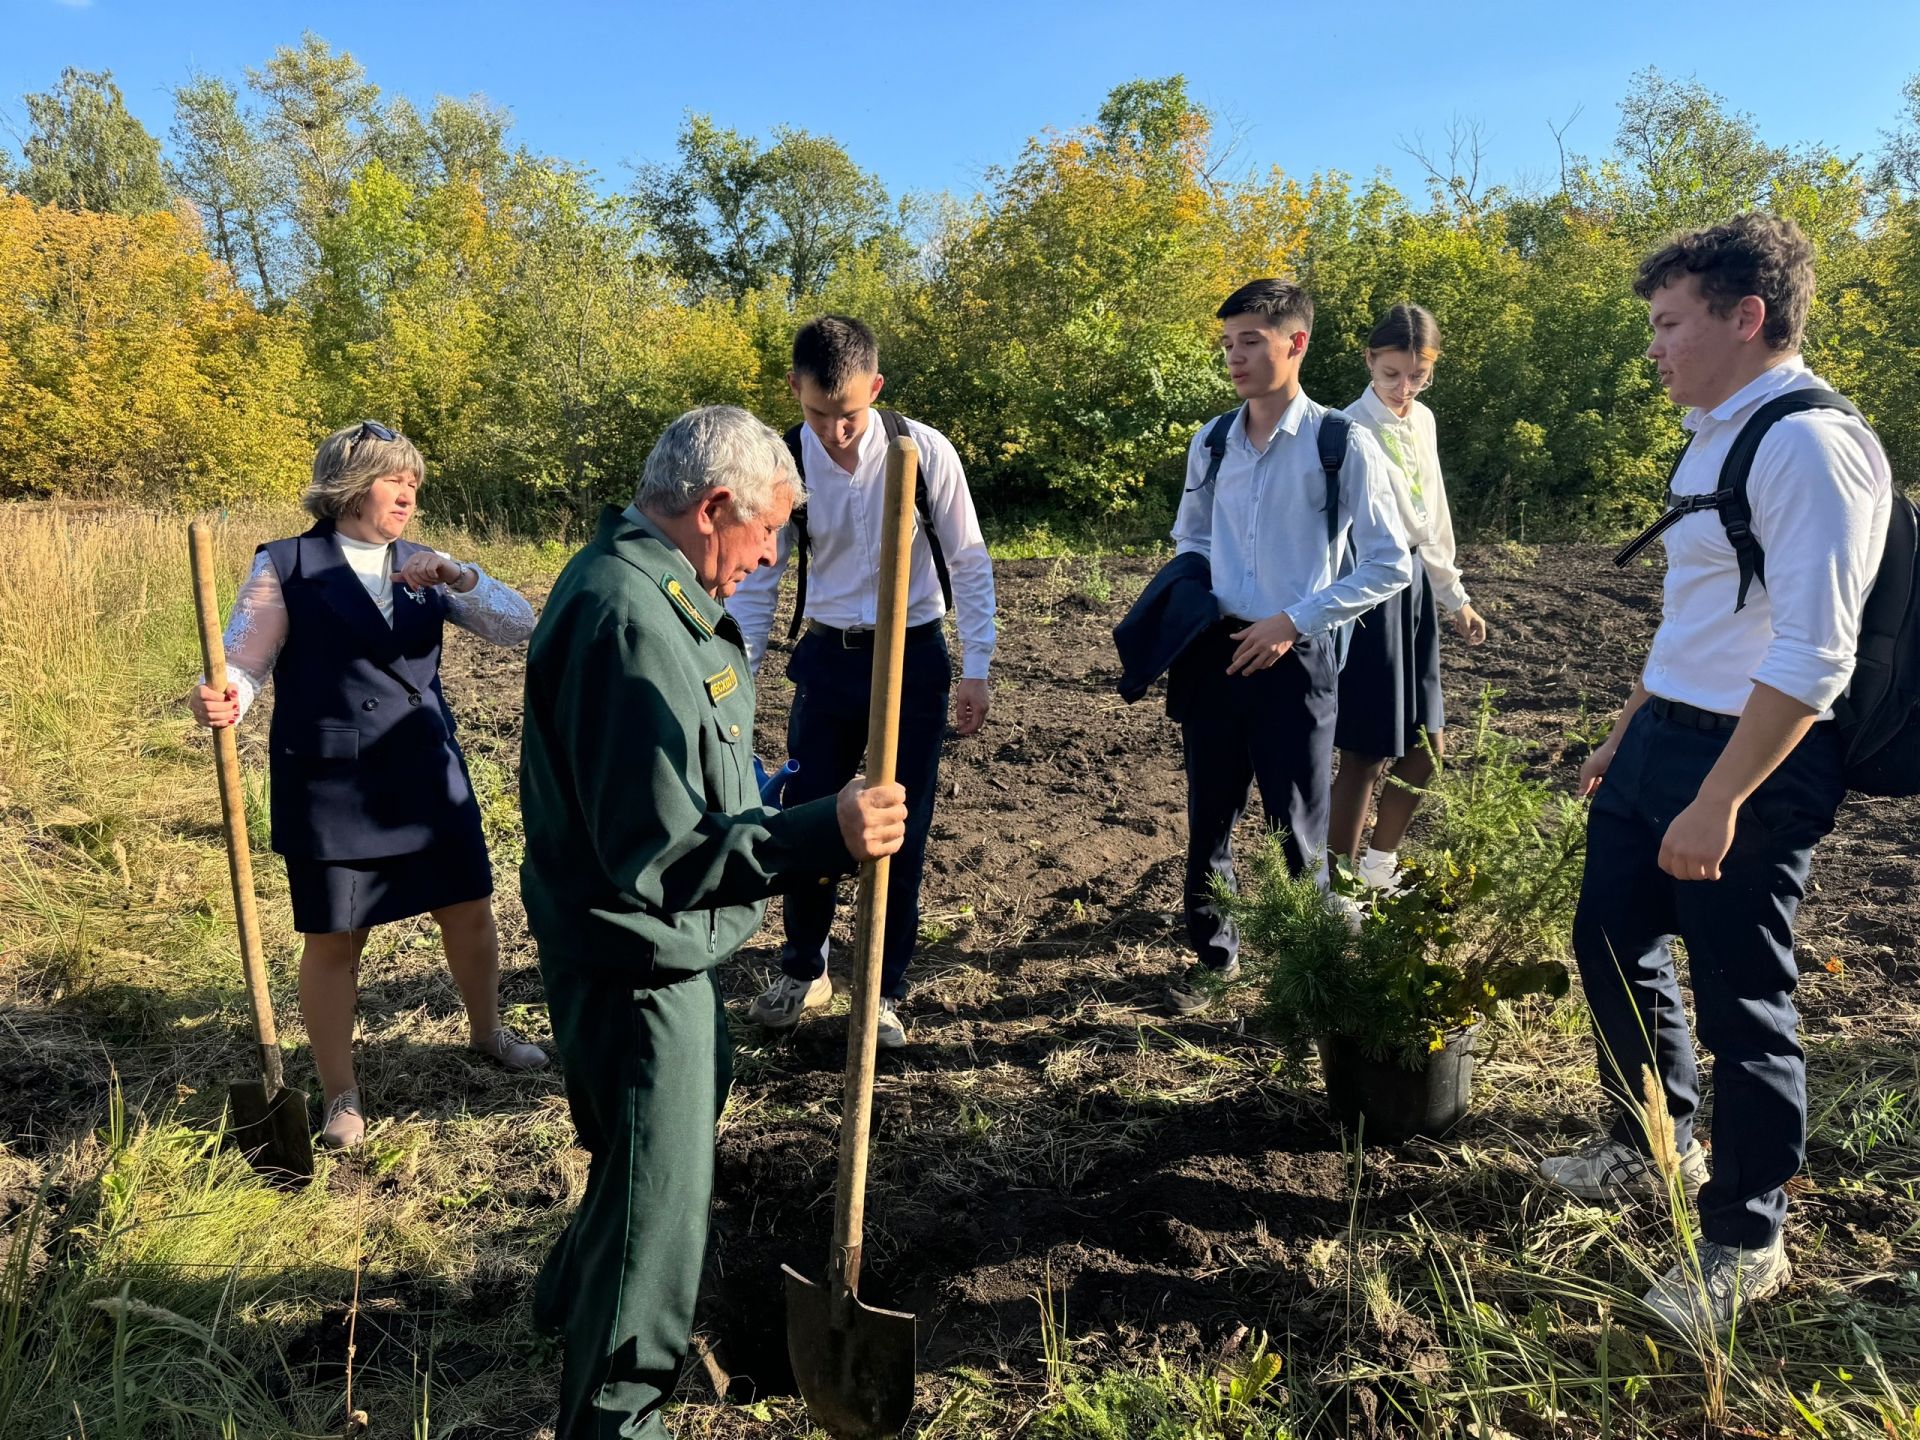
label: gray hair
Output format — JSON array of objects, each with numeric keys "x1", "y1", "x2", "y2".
[
  {"x1": 303, "y1": 422, "x2": 426, "y2": 521},
  {"x1": 634, "y1": 405, "x2": 803, "y2": 520}
]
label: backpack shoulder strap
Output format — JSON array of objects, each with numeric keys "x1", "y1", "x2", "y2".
[
  {"x1": 1612, "y1": 436, "x2": 1701, "y2": 569},
  {"x1": 879, "y1": 409, "x2": 955, "y2": 613},
  {"x1": 782, "y1": 424, "x2": 811, "y2": 641},
  {"x1": 1316, "y1": 410, "x2": 1351, "y2": 549},
  {"x1": 1720, "y1": 387, "x2": 1862, "y2": 612},
  {"x1": 1187, "y1": 409, "x2": 1241, "y2": 495}
]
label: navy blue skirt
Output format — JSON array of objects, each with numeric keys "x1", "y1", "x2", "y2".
[
  {"x1": 284, "y1": 797, "x2": 493, "y2": 935},
  {"x1": 1335, "y1": 553, "x2": 1446, "y2": 759}
]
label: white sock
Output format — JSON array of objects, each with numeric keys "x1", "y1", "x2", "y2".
[{"x1": 1362, "y1": 847, "x2": 1398, "y2": 871}]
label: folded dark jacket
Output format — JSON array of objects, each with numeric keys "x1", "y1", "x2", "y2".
[{"x1": 1113, "y1": 551, "x2": 1218, "y2": 704}]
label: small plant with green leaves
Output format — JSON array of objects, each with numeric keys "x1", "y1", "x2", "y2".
[{"x1": 1229, "y1": 689, "x2": 1585, "y2": 1071}]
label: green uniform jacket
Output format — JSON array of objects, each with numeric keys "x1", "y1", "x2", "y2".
[{"x1": 520, "y1": 506, "x2": 851, "y2": 976}]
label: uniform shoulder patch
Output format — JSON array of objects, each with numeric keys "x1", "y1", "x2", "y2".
[
  {"x1": 659, "y1": 574, "x2": 714, "y2": 640},
  {"x1": 704, "y1": 664, "x2": 739, "y2": 704}
]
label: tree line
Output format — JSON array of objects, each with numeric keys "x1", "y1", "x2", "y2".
[{"x1": 2, "y1": 39, "x2": 1915, "y2": 537}]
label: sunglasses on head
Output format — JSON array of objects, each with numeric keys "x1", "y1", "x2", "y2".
[{"x1": 341, "y1": 419, "x2": 399, "y2": 463}]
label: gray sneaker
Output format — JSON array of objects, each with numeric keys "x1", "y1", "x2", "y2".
[
  {"x1": 472, "y1": 1024, "x2": 549, "y2": 1072},
  {"x1": 748, "y1": 972, "x2": 832, "y2": 1029},
  {"x1": 1643, "y1": 1233, "x2": 1791, "y2": 1334},
  {"x1": 1166, "y1": 960, "x2": 1239, "y2": 1016},
  {"x1": 318, "y1": 1089, "x2": 364, "y2": 1150},
  {"x1": 1539, "y1": 1134, "x2": 1710, "y2": 1203}
]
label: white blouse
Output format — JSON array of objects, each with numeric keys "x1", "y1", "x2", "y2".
[
  {"x1": 217, "y1": 539, "x2": 536, "y2": 721},
  {"x1": 1347, "y1": 386, "x2": 1469, "y2": 612}
]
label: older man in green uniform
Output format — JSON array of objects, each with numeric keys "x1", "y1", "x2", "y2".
[{"x1": 520, "y1": 404, "x2": 908, "y2": 1439}]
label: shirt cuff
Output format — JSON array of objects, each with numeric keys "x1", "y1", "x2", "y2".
[
  {"x1": 960, "y1": 651, "x2": 993, "y2": 682},
  {"x1": 1751, "y1": 645, "x2": 1854, "y2": 714},
  {"x1": 1287, "y1": 602, "x2": 1331, "y2": 638}
]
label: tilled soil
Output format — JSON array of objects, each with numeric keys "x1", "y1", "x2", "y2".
[
  {"x1": 446, "y1": 541, "x2": 1920, "y2": 1426},
  {"x1": 17, "y1": 540, "x2": 1909, "y2": 1436}
]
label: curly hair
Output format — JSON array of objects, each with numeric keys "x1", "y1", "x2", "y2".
[{"x1": 1633, "y1": 212, "x2": 1815, "y2": 353}]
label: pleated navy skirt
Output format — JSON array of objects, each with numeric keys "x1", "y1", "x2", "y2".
[
  {"x1": 1335, "y1": 552, "x2": 1446, "y2": 759},
  {"x1": 284, "y1": 797, "x2": 493, "y2": 935}
]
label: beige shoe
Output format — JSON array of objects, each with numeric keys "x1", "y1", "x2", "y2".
[
  {"x1": 319, "y1": 1090, "x2": 365, "y2": 1150},
  {"x1": 473, "y1": 1025, "x2": 549, "y2": 1071}
]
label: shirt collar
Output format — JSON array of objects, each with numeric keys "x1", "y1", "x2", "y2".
[
  {"x1": 1353, "y1": 384, "x2": 1418, "y2": 428},
  {"x1": 1232, "y1": 389, "x2": 1315, "y2": 451},
  {"x1": 616, "y1": 503, "x2": 701, "y2": 587},
  {"x1": 1686, "y1": 355, "x2": 1812, "y2": 431},
  {"x1": 804, "y1": 412, "x2": 884, "y2": 477}
]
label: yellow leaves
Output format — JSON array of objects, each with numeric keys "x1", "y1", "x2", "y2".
[{"x1": 0, "y1": 195, "x2": 314, "y2": 504}]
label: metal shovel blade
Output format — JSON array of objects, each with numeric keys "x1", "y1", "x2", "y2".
[
  {"x1": 782, "y1": 1264, "x2": 916, "y2": 1439},
  {"x1": 227, "y1": 1080, "x2": 314, "y2": 1184}
]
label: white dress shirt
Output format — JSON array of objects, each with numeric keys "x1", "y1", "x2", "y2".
[
  {"x1": 1642, "y1": 357, "x2": 1892, "y2": 718},
  {"x1": 731, "y1": 412, "x2": 998, "y2": 680},
  {"x1": 1171, "y1": 391, "x2": 1412, "y2": 635},
  {"x1": 1347, "y1": 386, "x2": 1470, "y2": 612}
]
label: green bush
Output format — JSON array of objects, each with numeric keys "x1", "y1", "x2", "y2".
[{"x1": 1231, "y1": 691, "x2": 1584, "y2": 1070}]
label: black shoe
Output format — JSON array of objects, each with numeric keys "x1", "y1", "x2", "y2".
[{"x1": 1165, "y1": 960, "x2": 1240, "y2": 1015}]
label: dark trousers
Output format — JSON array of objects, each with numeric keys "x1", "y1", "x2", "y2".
[
  {"x1": 1573, "y1": 704, "x2": 1843, "y2": 1249},
  {"x1": 534, "y1": 963, "x2": 732, "y2": 1439},
  {"x1": 1174, "y1": 623, "x2": 1340, "y2": 971},
  {"x1": 778, "y1": 628, "x2": 951, "y2": 1001}
]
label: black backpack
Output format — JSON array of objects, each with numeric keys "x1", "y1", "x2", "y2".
[
  {"x1": 1192, "y1": 405, "x2": 1352, "y2": 550},
  {"x1": 781, "y1": 409, "x2": 952, "y2": 642},
  {"x1": 1615, "y1": 387, "x2": 1920, "y2": 797}
]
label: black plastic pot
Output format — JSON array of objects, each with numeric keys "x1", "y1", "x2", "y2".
[{"x1": 1316, "y1": 1025, "x2": 1480, "y2": 1144}]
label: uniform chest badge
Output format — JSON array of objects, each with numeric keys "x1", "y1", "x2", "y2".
[{"x1": 705, "y1": 665, "x2": 739, "y2": 703}]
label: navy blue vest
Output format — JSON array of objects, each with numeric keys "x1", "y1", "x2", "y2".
[{"x1": 260, "y1": 521, "x2": 474, "y2": 861}]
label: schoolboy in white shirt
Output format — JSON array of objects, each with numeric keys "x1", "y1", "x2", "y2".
[
  {"x1": 1542, "y1": 213, "x2": 1892, "y2": 1333},
  {"x1": 731, "y1": 316, "x2": 997, "y2": 1049},
  {"x1": 1164, "y1": 279, "x2": 1411, "y2": 1014}
]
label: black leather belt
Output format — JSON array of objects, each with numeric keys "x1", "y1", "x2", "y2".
[
  {"x1": 805, "y1": 618, "x2": 944, "y2": 649},
  {"x1": 1648, "y1": 696, "x2": 1740, "y2": 733}
]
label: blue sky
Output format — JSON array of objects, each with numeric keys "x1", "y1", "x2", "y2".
[{"x1": 3, "y1": 0, "x2": 1916, "y2": 202}]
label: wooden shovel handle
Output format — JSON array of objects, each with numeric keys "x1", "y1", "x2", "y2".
[
  {"x1": 188, "y1": 521, "x2": 286, "y2": 1095},
  {"x1": 827, "y1": 436, "x2": 919, "y2": 1299}
]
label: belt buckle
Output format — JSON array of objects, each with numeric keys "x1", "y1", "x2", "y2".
[{"x1": 841, "y1": 627, "x2": 863, "y2": 649}]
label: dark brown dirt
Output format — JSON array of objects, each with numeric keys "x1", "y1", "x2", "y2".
[{"x1": 441, "y1": 541, "x2": 1920, "y2": 1430}]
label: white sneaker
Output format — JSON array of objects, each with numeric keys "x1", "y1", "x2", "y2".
[
  {"x1": 1539, "y1": 1134, "x2": 1710, "y2": 1203},
  {"x1": 1356, "y1": 848, "x2": 1402, "y2": 892},
  {"x1": 747, "y1": 972, "x2": 832, "y2": 1029},
  {"x1": 1325, "y1": 891, "x2": 1365, "y2": 935},
  {"x1": 1643, "y1": 1233, "x2": 1791, "y2": 1334},
  {"x1": 875, "y1": 999, "x2": 907, "y2": 1050}
]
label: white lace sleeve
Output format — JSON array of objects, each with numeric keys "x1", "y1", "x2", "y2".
[
  {"x1": 212, "y1": 553, "x2": 287, "y2": 722},
  {"x1": 439, "y1": 555, "x2": 536, "y2": 646}
]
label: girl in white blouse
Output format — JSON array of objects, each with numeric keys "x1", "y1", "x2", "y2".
[{"x1": 1328, "y1": 305, "x2": 1488, "y2": 888}]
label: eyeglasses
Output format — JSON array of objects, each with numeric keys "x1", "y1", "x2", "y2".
[{"x1": 1374, "y1": 373, "x2": 1433, "y2": 396}]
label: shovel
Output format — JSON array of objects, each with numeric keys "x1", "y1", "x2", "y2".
[
  {"x1": 188, "y1": 520, "x2": 314, "y2": 1185},
  {"x1": 781, "y1": 435, "x2": 920, "y2": 1437}
]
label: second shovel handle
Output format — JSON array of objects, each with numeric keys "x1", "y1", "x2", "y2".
[{"x1": 188, "y1": 521, "x2": 286, "y2": 1095}]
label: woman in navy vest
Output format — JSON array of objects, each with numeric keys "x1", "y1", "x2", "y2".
[{"x1": 189, "y1": 421, "x2": 545, "y2": 1149}]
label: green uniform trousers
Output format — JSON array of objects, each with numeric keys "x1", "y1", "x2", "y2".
[{"x1": 534, "y1": 962, "x2": 732, "y2": 1438}]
